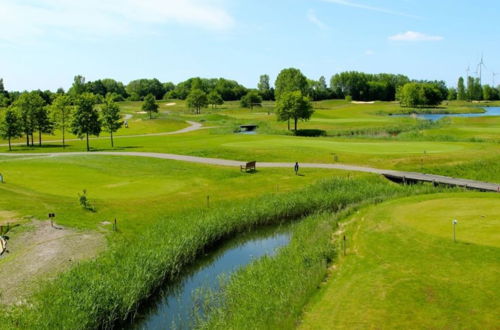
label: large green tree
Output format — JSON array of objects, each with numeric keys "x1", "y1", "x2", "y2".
[
  {"x1": 186, "y1": 89, "x2": 208, "y2": 114},
  {"x1": 71, "y1": 93, "x2": 101, "y2": 151},
  {"x1": 12, "y1": 91, "x2": 46, "y2": 146},
  {"x1": 69, "y1": 75, "x2": 87, "y2": 96},
  {"x1": 50, "y1": 94, "x2": 73, "y2": 148},
  {"x1": 33, "y1": 105, "x2": 54, "y2": 146},
  {"x1": 240, "y1": 90, "x2": 263, "y2": 110},
  {"x1": 126, "y1": 79, "x2": 165, "y2": 100},
  {"x1": 142, "y1": 93, "x2": 159, "y2": 119},
  {"x1": 275, "y1": 91, "x2": 314, "y2": 131},
  {"x1": 457, "y1": 77, "x2": 466, "y2": 100},
  {"x1": 101, "y1": 95, "x2": 123, "y2": 147},
  {"x1": 0, "y1": 108, "x2": 22, "y2": 151},
  {"x1": 207, "y1": 90, "x2": 224, "y2": 109},
  {"x1": 274, "y1": 68, "x2": 309, "y2": 100},
  {"x1": 397, "y1": 82, "x2": 444, "y2": 108},
  {"x1": 258, "y1": 74, "x2": 273, "y2": 100}
]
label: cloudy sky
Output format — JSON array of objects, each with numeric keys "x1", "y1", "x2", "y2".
[{"x1": 1, "y1": 0, "x2": 499, "y2": 91}]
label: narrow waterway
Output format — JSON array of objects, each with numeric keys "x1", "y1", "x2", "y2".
[{"x1": 128, "y1": 224, "x2": 293, "y2": 329}]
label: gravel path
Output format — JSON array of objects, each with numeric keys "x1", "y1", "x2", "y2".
[
  {"x1": 0, "y1": 151, "x2": 498, "y2": 192},
  {"x1": 0, "y1": 121, "x2": 204, "y2": 147}
]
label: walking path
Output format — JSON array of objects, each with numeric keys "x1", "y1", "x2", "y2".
[
  {"x1": 0, "y1": 151, "x2": 498, "y2": 192},
  {"x1": 0, "y1": 121, "x2": 204, "y2": 147}
]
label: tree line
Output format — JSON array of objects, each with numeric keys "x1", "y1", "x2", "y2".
[{"x1": 0, "y1": 92, "x2": 125, "y2": 151}]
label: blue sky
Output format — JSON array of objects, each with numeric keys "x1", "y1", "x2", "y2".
[{"x1": 1, "y1": 0, "x2": 499, "y2": 91}]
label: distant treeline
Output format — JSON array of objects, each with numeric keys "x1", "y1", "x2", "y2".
[{"x1": 1, "y1": 70, "x2": 499, "y2": 108}]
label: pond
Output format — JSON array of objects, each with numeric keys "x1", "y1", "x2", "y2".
[
  {"x1": 391, "y1": 107, "x2": 500, "y2": 121},
  {"x1": 128, "y1": 224, "x2": 293, "y2": 329}
]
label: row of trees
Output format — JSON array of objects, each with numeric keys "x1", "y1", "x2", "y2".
[
  {"x1": 452, "y1": 77, "x2": 500, "y2": 101},
  {"x1": 0, "y1": 92, "x2": 124, "y2": 151}
]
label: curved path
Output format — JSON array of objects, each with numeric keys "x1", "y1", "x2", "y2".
[
  {"x1": 0, "y1": 121, "x2": 205, "y2": 148},
  {"x1": 0, "y1": 151, "x2": 498, "y2": 192}
]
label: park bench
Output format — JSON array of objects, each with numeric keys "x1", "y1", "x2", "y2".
[{"x1": 240, "y1": 161, "x2": 256, "y2": 172}]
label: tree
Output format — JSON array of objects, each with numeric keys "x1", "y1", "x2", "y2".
[
  {"x1": 51, "y1": 95, "x2": 73, "y2": 148},
  {"x1": 126, "y1": 79, "x2": 165, "y2": 100},
  {"x1": 457, "y1": 77, "x2": 466, "y2": 100},
  {"x1": 447, "y1": 87, "x2": 457, "y2": 101},
  {"x1": 240, "y1": 90, "x2": 263, "y2": 110},
  {"x1": 0, "y1": 78, "x2": 4, "y2": 93},
  {"x1": 69, "y1": 75, "x2": 87, "y2": 96},
  {"x1": 207, "y1": 90, "x2": 224, "y2": 108},
  {"x1": 275, "y1": 91, "x2": 314, "y2": 131},
  {"x1": 33, "y1": 106, "x2": 54, "y2": 146},
  {"x1": 101, "y1": 95, "x2": 123, "y2": 147},
  {"x1": 142, "y1": 94, "x2": 159, "y2": 119},
  {"x1": 12, "y1": 91, "x2": 45, "y2": 146},
  {"x1": 274, "y1": 68, "x2": 309, "y2": 100},
  {"x1": 71, "y1": 93, "x2": 101, "y2": 151},
  {"x1": 258, "y1": 74, "x2": 273, "y2": 100},
  {"x1": 186, "y1": 89, "x2": 208, "y2": 114},
  {"x1": 397, "y1": 82, "x2": 444, "y2": 108},
  {"x1": 0, "y1": 109, "x2": 22, "y2": 151}
]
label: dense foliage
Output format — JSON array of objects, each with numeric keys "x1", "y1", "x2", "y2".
[
  {"x1": 330, "y1": 71, "x2": 410, "y2": 101},
  {"x1": 397, "y1": 82, "x2": 445, "y2": 107}
]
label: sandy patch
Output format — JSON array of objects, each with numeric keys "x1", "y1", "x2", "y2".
[
  {"x1": 0, "y1": 211, "x2": 18, "y2": 225},
  {"x1": 165, "y1": 102, "x2": 176, "y2": 106},
  {"x1": 135, "y1": 111, "x2": 147, "y2": 114},
  {"x1": 351, "y1": 101, "x2": 375, "y2": 104},
  {"x1": 0, "y1": 221, "x2": 105, "y2": 305}
]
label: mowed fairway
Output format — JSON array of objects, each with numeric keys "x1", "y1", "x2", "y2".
[
  {"x1": 300, "y1": 193, "x2": 500, "y2": 329},
  {"x1": 0, "y1": 154, "x2": 342, "y2": 234}
]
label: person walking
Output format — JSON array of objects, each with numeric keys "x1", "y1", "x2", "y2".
[{"x1": 294, "y1": 162, "x2": 299, "y2": 175}]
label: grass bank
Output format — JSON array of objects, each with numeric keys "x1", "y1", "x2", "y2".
[
  {"x1": 300, "y1": 193, "x2": 499, "y2": 329},
  {"x1": 194, "y1": 184, "x2": 442, "y2": 329},
  {"x1": 0, "y1": 176, "x2": 437, "y2": 329}
]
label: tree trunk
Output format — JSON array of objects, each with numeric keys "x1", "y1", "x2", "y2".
[
  {"x1": 287, "y1": 119, "x2": 290, "y2": 130},
  {"x1": 86, "y1": 132, "x2": 90, "y2": 152},
  {"x1": 31, "y1": 133, "x2": 34, "y2": 147},
  {"x1": 294, "y1": 117, "x2": 298, "y2": 131},
  {"x1": 110, "y1": 131, "x2": 114, "y2": 147},
  {"x1": 26, "y1": 134, "x2": 29, "y2": 147},
  {"x1": 39, "y1": 129, "x2": 42, "y2": 147}
]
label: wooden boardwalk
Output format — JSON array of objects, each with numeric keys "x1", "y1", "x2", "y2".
[{"x1": 0, "y1": 152, "x2": 499, "y2": 192}]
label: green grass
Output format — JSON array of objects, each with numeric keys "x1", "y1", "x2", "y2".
[
  {"x1": 197, "y1": 184, "x2": 443, "y2": 329},
  {"x1": 300, "y1": 193, "x2": 500, "y2": 329},
  {"x1": 0, "y1": 155, "x2": 342, "y2": 235},
  {"x1": 0, "y1": 176, "x2": 434, "y2": 329}
]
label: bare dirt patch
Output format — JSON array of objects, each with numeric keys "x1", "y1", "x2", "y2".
[
  {"x1": 0, "y1": 220, "x2": 105, "y2": 305},
  {"x1": 0, "y1": 210, "x2": 18, "y2": 225}
]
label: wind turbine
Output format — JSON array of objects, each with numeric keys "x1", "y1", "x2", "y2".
[{"x1": 477, "y1": 54, "x2": 487, "y2": 85}]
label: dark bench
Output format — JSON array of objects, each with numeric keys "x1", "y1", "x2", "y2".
[{"x1": 240, "y1": 161, "x2": 256, "y2": 172}]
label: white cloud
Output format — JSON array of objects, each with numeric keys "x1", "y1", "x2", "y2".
[
  {"x1": 0, "y1": 0, "x2": 234, "y2": 42},
  {"x1": 307, "y1": 9, "x2": 329, "y2": 30},
  {"x1": 322, "y1": 0, "x2": 420, "y2": 19},
  {"x1": 389, "y1": 31, "x2": 444, "y2": 41}
]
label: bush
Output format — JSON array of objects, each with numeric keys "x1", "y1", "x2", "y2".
[{"x1": 294, "y1": 129, "x2": 326, "y2": 137}]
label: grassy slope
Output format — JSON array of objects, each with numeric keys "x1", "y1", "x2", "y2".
[
  {"x1": 0, "y1": 176, "x2": 422, "y2": 329},
  {"x1": 300, "y1": 193, "x2": 500, "y2": 329},
  {"x1": 0, "y1": 155, "x2": 341, "y2": 235}
]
